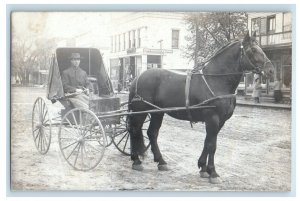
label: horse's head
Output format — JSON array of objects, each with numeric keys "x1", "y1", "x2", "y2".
[{"x1": 242, "y1": 31, "x2": 274, "y2": 78}]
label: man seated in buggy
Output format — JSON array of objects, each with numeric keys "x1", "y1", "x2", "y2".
[
  {"x1": 61, "y1": 52, "x2": 92, "y2": 109},
  {"x1": 47, "y1": 47, "x2": 118, "y2": 117}
]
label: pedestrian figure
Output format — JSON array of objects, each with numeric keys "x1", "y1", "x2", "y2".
[
  {"x1": 274, "y1": 77, "x2": 283, "y2": 103},
  {"x1": 252, "y1": 73, "x2": 262, "y2": 103}
]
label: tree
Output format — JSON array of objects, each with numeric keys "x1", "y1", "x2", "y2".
[
  {"x1": 11, "y1": 12, "x2": 58, "y2": 85},
  {"x1": 11, "y1": 37, "x2": 38, "y2": 85},
  {"x1": 184, "y1": 12, "x2": 248, "y2": 64},
  {"x1": 11, "y1": 36, "x2": 57, "y2": 85}
]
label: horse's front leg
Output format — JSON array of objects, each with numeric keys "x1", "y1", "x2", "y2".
[
  {"x1": 198, "y1": 138, "x2": 210, "y2": 178},
  {"x1": 199, "y1": 114, "x2": 224, "y2": 184}
]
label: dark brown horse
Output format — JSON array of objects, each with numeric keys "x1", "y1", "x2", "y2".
[{"x1": 128, "y1": 31, "x2": 274, "y2": 183}]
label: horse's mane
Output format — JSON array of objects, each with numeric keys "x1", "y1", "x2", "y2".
[
  {"x1": 194, "y1": 39, "x2": 240, "y2": 70},
  {"x1": 213, "y1": 40, "x2": 240, "y2": 57}
]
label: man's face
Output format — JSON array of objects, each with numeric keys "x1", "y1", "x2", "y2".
[{"x1": 71, "y1": 58, "x2": 80, "y2": 68}]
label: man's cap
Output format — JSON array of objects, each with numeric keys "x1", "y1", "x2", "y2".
[{"x1": 69, "y1": 53, "x2": 83, "y2": 59}]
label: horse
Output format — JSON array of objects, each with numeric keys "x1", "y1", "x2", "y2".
[{"x1": 127, "y1": 31, "x2": 274, "y2": 184}]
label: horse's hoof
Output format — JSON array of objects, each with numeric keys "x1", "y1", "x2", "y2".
[
  {"x1": 200, "y1": 171, "x2": 210, "y2": 178},
  {"x1": 209, "y1": 177, "x2": 222, "y2": 184},
  {"x1": 158, "y1": 164, "x2": 169, "y2": 171},
  {"x1": 132, "y1": 164, "x2": 144, "y2": 171}
]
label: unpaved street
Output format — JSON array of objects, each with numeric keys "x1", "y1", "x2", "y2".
[{"x1": 11, "y1": 87, "x2": 291, "y2": 191}]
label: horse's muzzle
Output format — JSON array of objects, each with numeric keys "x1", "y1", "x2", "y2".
[{"x1": 264, "y1": 62, "x2": 275, "y2": 79}]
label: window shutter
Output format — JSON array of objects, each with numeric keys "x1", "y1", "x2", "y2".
[{"x1": 260, "y1": 17, "x2": 267, "y2": 35}]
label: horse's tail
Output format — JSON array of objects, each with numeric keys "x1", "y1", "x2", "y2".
[
  {"x1": 128, "y1": 78, "x2": 137, "y2": 107},
  {"x1": 127, "y1": 76, "x2": 147, "y2": 158},
  {"x1": 128, "y1": 114, "x2": 147, "y2": 158}
]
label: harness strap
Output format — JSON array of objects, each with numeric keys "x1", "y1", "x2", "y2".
[
  {"x1": 199, "y1": 69, "x2": 216, "y2": 97},
  {"x1": 185, "y1": 71, "x2": 194, "y2": 124}
]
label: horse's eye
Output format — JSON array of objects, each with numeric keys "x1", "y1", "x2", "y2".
[
  {"x1": 251, "y1": 38, "x2": 258, "y2": 44},
  {"x1": 251, "y1": 47, "x2": 257, "y2": 52}
]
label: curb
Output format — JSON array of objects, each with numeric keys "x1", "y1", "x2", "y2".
[{"x1": 236, "y1": 101, "x2": 291, "y2": 110}]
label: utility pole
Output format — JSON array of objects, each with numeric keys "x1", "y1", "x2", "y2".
[{"x1": 158, "y1": 39, "x2": 163, "y2": 68}]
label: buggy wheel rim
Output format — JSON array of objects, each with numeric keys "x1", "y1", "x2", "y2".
[
  {"x1": 32, "y1": 97, "x2": 52, "y2": 154},
  {"x1": 112, "y1": 102, "x2": 150, "y2": 156},
  {"x1": 58, "y1": 108, "x2": 106, "y2": 171}
]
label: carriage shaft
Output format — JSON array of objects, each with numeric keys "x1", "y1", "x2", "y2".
[{"x1": 97, "y1": 105, "x2": 215, "y2": 119}]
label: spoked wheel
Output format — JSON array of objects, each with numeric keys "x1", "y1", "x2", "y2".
[
  {"x1": 58, "y1": 108, "x2": 106, "y2": 171},
  {"x1": 112, "y1": 102, "x2": 150, "y2": 156},
  {"x1": 32, "y1": 97, "x2": 52, "y2": 154}
]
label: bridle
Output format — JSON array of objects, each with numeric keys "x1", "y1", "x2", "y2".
[
  {"x1": 241, "y1": 41, "x2": 272, "y2": 75},
  {"x1": 189, "y1": 40, "x2": 271, "y2": 97}
]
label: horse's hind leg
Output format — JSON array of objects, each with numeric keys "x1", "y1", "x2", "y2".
[
  {"x1": 147, "y1": 113, "x2": 168, "y2": 171},
  {"x1": 129, "y1": 113, "x2": 147, "y2": 171},
  {"x1": 198, "y1": 114, "x2": 224, "y2": 184}
]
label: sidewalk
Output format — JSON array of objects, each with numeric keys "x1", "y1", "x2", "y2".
[{"x1": 236, "y1": 96, "x2": 291, "y2": 110}]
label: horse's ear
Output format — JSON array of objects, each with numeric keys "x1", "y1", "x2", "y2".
[
  {"x1": 243, "y1": 31, "x2": 250, "y2": 43},
  {"x1": 252, "y1": 31, "x2": 257, "y2": 37}
]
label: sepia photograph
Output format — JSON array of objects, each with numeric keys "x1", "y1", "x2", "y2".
[{"x1": 9, "y1": 7, "x2": 293, "y2": 193}]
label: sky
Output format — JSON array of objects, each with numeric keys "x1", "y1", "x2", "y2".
[{"x1": 11, "y1": 12, "x2": 130, "y2": 49}]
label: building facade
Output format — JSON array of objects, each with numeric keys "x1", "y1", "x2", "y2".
[
  {"x1": 245, "y1": 12, "x2": 292, "y2": 101},
  {"x1": 108, "y1": 12, "x2": 193, "y2": 91}
]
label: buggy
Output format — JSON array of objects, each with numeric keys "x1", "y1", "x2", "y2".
[{"x1": 32, "y1": 48, "x2": 150, "y2": 171}]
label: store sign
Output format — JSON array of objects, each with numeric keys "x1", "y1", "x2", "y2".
[{"x1": 143, "y1": 48, "x2": 173, "y2": 54}]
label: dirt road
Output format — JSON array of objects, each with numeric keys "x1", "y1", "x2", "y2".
[{"x1": 10, "y1": 87, "x2": 291, "y2": 192}]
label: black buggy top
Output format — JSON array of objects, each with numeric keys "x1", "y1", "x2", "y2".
[{"x1": 47, "y1": 47, "x2": 114, "y2": 101}]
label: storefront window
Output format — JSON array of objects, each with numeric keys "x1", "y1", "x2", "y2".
[
  {"x1": 128, "y1": 31, "x2": 131, "y2": 48},
  {"x1": 110, "y1": 59, "x2": 121, "y2": 90},
  {"x1": 118, "y1": 35, "x2": 121, "y2": 52},
  {"x1": 123, "y1": 33, "x2": 126, "y2": 50},
  {"x1": 251, "y1": 18, "x2": 260, "y2": 35},
  {"x1": 147, "y1": 55, "x2": 161, "y2": 69},
  {"x1": 114, "y1": 35, "x2": 117, "y2": 53},
  {"x1": 172, "y1": 29, "x2": 179, "y2": 49},
  {"x1": 132, "y1": 30, "x2": 136, "y2": 48},
  {"x1": 267, "y1": 15, "x2": 276, "y2": 34},
  {"x1": 273, "y1": 60, "x2": 281, "y2": 82},
  {"x1": 137, "y1": 29, "x2": 141, "y2": 48},
  {"x1": 283, "y1": 12, "x2": 292, "y2": 32},
  {"x1": 282, "y1": 55, "x2": 291, "y2": 89},
  {"x1": 110, "y1": 36, "x2": 113, "y2": 53}
]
